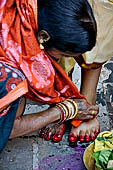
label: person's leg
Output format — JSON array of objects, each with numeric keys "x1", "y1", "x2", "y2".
[
  {"x1": 69, "y1": 67, "x2": 101, "y2": 142},
  {"x1": 80, "y1": 67, "x2": 101, "y2": 104}
]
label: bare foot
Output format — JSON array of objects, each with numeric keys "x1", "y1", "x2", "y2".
[
  {"x1": 39, "y1": 123, "x2": 66, "y2": 142},
  {"x1": 39, "y1": 118, "x2": 100, "y2": 143},
  {"x1": 69, "y1": 117, "x2": 100, "y2": 143}
]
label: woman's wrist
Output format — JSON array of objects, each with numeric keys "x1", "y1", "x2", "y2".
[
  {"x1": 51, "y1": 106, "x2": 61, "y2": 123},
  {"x1": 55, "y1": 99, "x2": 78, "y2": 124}
]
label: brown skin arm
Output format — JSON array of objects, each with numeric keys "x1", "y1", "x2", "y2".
[
  {"x1": 80, "y1": 66, "x2": 102, "y2": 104},
  {"x1": 10, "y1": 101, "x2": 61, "y2": 139}
]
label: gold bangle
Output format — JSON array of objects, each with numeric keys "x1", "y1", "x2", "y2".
[
  {"x1": 58, "y1": 103, "x2": 69, "y2": 120},
  {"x1": 64, "y1": 100, "x2": 74, "y2": 120},
  {"x1": 62, "y1": 101, "x2": 71, "y2": 120},
  {"x1": 66, "y1": 99, "x2": 78, "y2": 119}
]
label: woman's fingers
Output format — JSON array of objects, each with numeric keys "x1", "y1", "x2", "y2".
[
  {"x1": 75, "y1": 112, "x2": 93, "y2": 120},
  {"x1": 88, "y1": 104, "x2": 99, "y2": 111},
  {"x1": 88, "y1": 105, "x2": 99, "y2": 116},
  {"x1": 83, "y1": 114, "x2": 94, "y2": 120},
  {"x1": 88, "y1": 110, "x2": 98, "y2": 116},
  {"x1": 84, "y1": 108, "x2": 99, "y2": 119}
]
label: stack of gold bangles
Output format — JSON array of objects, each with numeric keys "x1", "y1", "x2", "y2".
[{"x1": 56, "y1": 99, "x2": 78, "y2": 124}]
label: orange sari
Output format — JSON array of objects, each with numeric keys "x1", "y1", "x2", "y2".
[{"x1": 0, "y1": 0, "x2": 85, "y2": 113}]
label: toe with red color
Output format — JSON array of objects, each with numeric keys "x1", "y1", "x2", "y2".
[
  {"x1": 94, "y1": 131, "x2": 98, "y2": 136},
  {"x1": 68, "y1": 134, "x2": 77, "y2": 143},
  {"x1": 95, "y1": 128, "x2": 100, "y2": 136},
  {"x1": 52, "y1": 134, "x2": 63, "y2": 142},
  {"x1": 85, "y1": 135, "x2": 90, "y2": 142},
  {"x1": 91, "y1": 135, "x2": 95, "y2": 141},
  {"x1": 52, "y1": 124, "x2": 66, "y2": 142},
  {"x1": 40, "y1": 129, "x2": 49, "y2": 139},
  {"x1": 80, "y1": 135, "x2": 85, "y2": 142},
  {"x1": 45, "y1": 133, "x2": 51, "y2": 141},
  {"x1": 40, "y1": 132, "x2": 45, "y2": 138}
]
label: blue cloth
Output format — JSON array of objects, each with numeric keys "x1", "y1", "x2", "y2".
[
  {"x1": 0, "y1": 99, "x2": 20, "y2": 152},
  {"x1": 0, "y1": 62, "x2": 25, "y2": 152}
]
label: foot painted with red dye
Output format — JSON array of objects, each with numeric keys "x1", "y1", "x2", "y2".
[
  {"x1": 69, "y1": 117, "x2": 100, "y2": 143},
  {"x1": 52, "y1": 123, "x2": 66, "y2": 142},
  {"x1": 39, "y1": 123, "x2": 66, "y2": 142}
]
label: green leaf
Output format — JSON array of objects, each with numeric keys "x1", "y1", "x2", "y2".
[
  {"x1": 99, "y1": 149, "x2": 112, "y2": 164},
  {"x1": 96, "y1": 137, "x2": 105, "y2": 141},
  {"x1": 96, "y1": 136, "x2": 112, "y2": 142},
  {"x1": 92, "y1": 151, "x2": 100, "y2": 160},
  {"x1": 98, "y1": 149, "x2": 112, "y2": 169},
  {"x1": 92, "y1": 151, "x2": 103, "y2": 169},
  {"x1": 109, "y1": 152, "x2": 113, "y2": 160}
]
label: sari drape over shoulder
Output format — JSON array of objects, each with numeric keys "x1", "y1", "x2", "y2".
[{"x1": 0, "y1": 0, "x2": 85, "y2": 108}]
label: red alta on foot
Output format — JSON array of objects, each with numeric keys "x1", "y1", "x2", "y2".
[
  {"x1": 52, "y1": 124, "x2": 66, "y2": 142},
  {"x1": 68, "y1": 134, "x2": 77, "y2": 143},
  {"x1": 80, "y1": 135, "x2": 85, "y2": 142}
]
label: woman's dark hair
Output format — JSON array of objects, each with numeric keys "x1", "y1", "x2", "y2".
[{"x1": 38, "y1": 0, "x2": 97, "y2": 54}]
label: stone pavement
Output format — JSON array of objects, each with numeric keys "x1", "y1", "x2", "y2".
[{"x1": 0, "y1": 60, "x2": 113, "y2": 170}]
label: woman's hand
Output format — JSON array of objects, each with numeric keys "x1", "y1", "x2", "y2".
[{"x1": 73, "y1": 99, "x2": 99, "y2": 120}]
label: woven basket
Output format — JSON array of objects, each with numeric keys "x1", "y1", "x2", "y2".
[{"x1": 83, "y1": 142, "x2": 97, "y2": 170}]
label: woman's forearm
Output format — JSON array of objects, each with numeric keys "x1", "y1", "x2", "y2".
[{"x1": 10, "y1": 106, "x2": 60, "y2": 138}]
